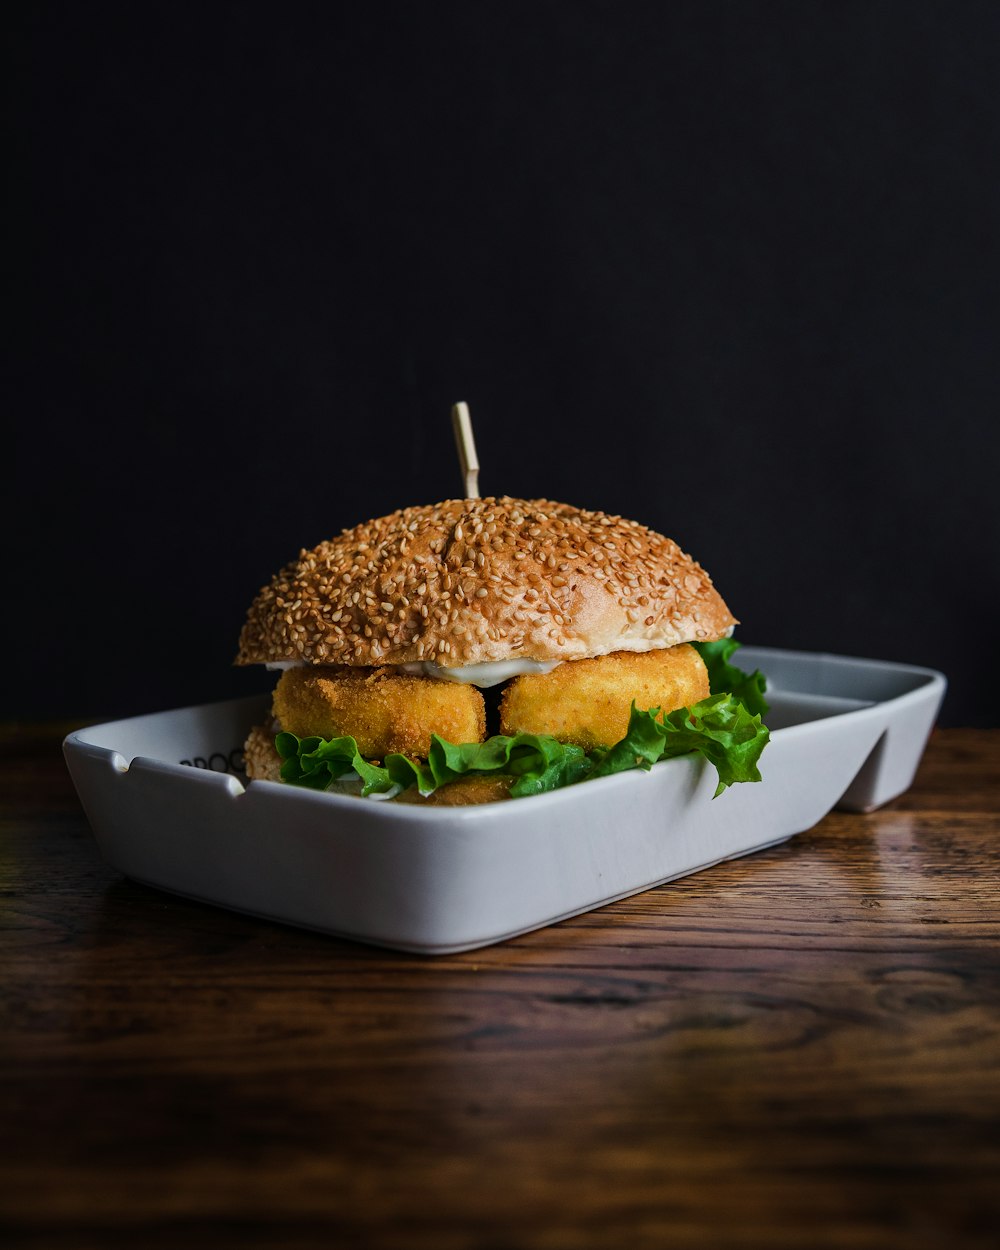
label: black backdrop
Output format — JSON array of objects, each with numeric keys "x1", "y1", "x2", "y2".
[{"x1": 7, "y1": 1, "x2": 999, "y2": 726}]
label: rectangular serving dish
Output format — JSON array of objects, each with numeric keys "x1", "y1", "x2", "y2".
[{"x1": 63, "y1": 646, "x2": 946, "y2": 954}]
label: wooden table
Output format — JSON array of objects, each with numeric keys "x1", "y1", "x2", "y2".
[{"x1": 2, "y1": 726, "x2": 998, "y2": 1249}]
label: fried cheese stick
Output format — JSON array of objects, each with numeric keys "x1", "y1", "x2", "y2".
[
  {"x1": 272, "y1": 665, "x2": 486, "y2": 761},
  {"x1": 498, "y1": 644, "x2": 709, "y2": 751}
]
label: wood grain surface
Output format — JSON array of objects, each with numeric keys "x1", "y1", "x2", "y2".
[{"x1": 1, "y1": 726, "x2": 998, "y2": 1250}]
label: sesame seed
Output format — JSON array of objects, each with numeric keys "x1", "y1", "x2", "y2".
[{"x1": 236, "y1": 494, "x2": 732, "y2": 667}]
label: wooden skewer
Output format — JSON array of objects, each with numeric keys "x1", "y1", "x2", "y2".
[{"x1": 451, "y1": 402, "x2": 480, "y2": 499}]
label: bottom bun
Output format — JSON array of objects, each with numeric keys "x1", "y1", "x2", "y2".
[{"x1": 243, "y1": 722, "x2": 283, "y2": 783}]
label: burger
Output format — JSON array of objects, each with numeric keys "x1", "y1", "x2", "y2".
[{"x1": 236, "y1": 496, "x2": 768, "y2": 803}]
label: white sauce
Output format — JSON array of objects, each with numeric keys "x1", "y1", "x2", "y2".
[
  {"x1": 263, "y1": 628, "x2": 734, "y2": 682},
  {"x1": 267, "y1": 655, "x2": 562, "y2": 686},
  {"x1": 399, "y1": 658, "x2": 562, "y2": 687}
]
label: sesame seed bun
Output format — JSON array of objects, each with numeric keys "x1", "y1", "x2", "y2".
[{"x1": 235, "y1": 497, "x2": 737, "y2": 670}]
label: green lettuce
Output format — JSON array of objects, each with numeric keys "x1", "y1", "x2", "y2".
[
  {"x1": 589, "y1": 697, "x2": 768, "y2": 797},
  {"x1": 693, "y1": 638, "x2": 769, "y2": 717},
  {"x1": 275, "y1": 732, "x2": 394, "y2": 796},
  {"x1": 385, "y1": 732, "x2": 594, "y2": 799},
  {"x1": 274, "y1": 692, "x2": 769, "y2": 803}
]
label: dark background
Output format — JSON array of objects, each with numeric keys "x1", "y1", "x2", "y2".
[{"x1": 7, "y1": 1, "x2": 999, "y2": 726}]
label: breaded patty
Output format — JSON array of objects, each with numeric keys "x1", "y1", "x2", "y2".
[
  {"x1": 498, "y1": 644, "x2": 709, "y2": 751},
  {"x1": 393, "y1": 774, "x2": 514, "y2": 806},
  {"x1": 272, "y1": 665, "x2": 486, "y2": 760}
]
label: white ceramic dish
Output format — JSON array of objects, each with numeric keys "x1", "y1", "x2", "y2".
[{"x1": 63, "y1": 646, "x2": 946, "y2": 954}]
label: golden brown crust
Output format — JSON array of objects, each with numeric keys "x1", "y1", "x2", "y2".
[
  {"x1": 271, "y1": 665, "x2": 486, "y2": 760},
  {"x1": 498, "y1": 644, "x2": 710, "y2": 752},
  {"x1": 392, "y1": 774, "x2": 514, "y2": 806},
  {"x1": 243, "y1": 722, "x2": 283, "y2": 782},
  {"x1": 236, "y1": 497, "x2": 736, "y2": 669}
]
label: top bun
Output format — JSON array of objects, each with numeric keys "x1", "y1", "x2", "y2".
[{"x1": 236, "y1": 497, "x2": 737, "y2": 669}]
